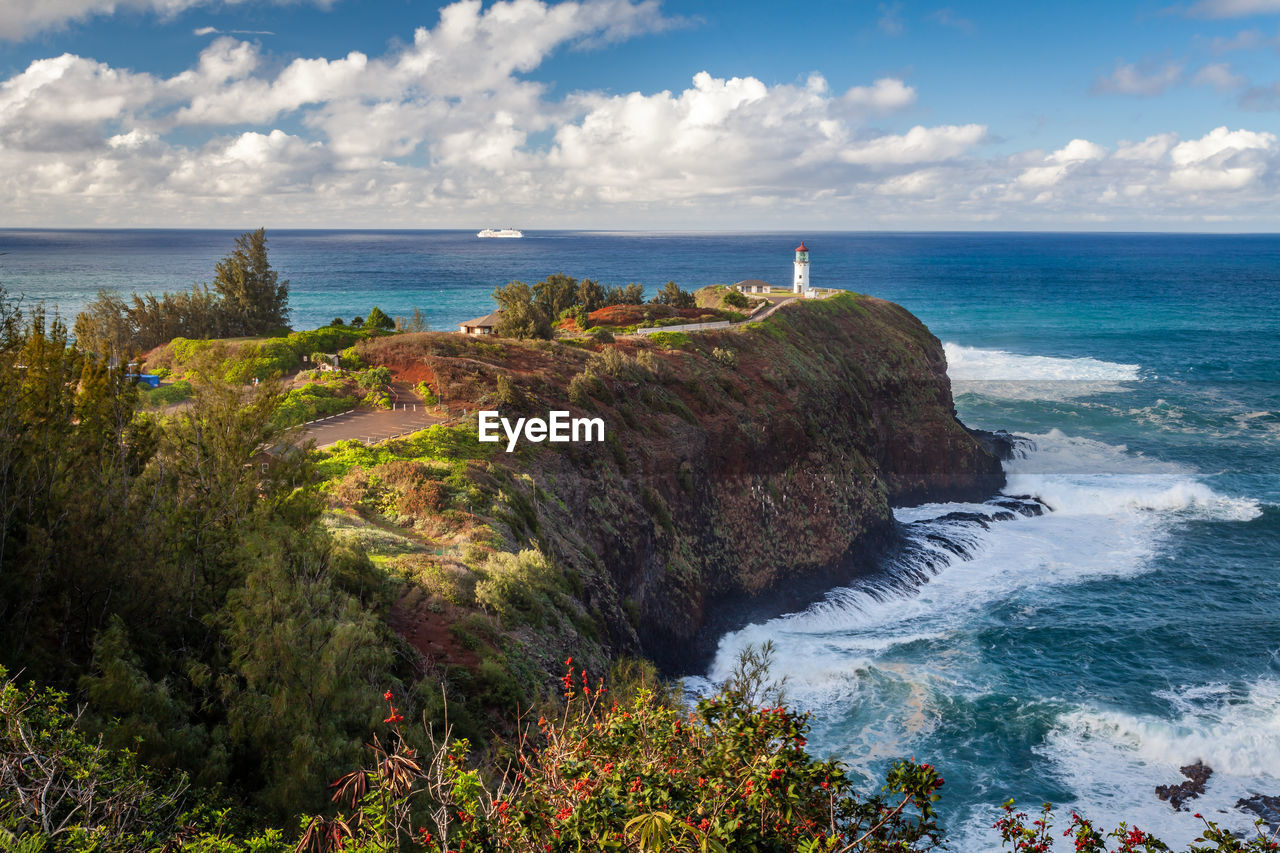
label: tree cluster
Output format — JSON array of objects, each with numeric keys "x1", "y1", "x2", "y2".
[
  {"x1": 0, "y1": 289, "x2": 398, "y2": 821},
  {"x1": 73, "y1": 229, "x2": 290, "y2": 361},
  {"x1": 491, "y1": 274, "x2": 651, "y2": 339},
  {"x1": 331, "y1": 306, "x2": 402, "y2": 332}
]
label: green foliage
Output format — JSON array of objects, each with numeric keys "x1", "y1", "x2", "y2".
[
  {"x1": 710, "y1": 346, "x2": 737, "y2": 367},
  {"x1": 577, "y1": 278, "x2": 606, "y2": 312},
  {"x1": 74, "y1": 230, "x2": 291, "y2": 360},
  {"x1": 363, "y1": 306, "x2": 394, "y2": 331},
  {"x1": 339, "y1": 346, "x2": 364, "y2": 370},
  {"x1": 295, "y1": 648, "x2": 946, "y2": 853},
  {"x1": 140, "y1": 379, "x2": 194, "y2": 407},
  {"x1": 0, "y1": 288, "x2": 408, "y2": 822},
  {"x1": 495, "y1": 373, "x2": 523, "y2": 407},
  {"x1": 722, "y1": 289, "x2": 750, "y2": 309},
  {"x1": 646, "y1": 330, "x2": 692, "y2": 349},
  {"x1": 604, "y1": 283, "x2": 646, "y2": 305},
  {"x1": 491, "y1": 275, "x2": 647, "y2": 338},
  {"x1": 492, "y1": 280, "x2": 552, "y2": 340},
  {"x1": 395, "y1": 307, "x2": 429, "y2": 333},
  {"x1": 213, "y1": 228, "x2": 290, "y2": 337},
  {"x1": 473, "y1": 549, "x2": 557, "y2": 624},
  {"x1": 74, "y1": 284, "x2": 225, "y2": 360},
  {"x1": 994, "y1": 801, "x2": 1278, "y2": 853},
  {"x1": 568, "y1": 369, "x2": 605, "y2": 407},
  {"x1": 650, "y1": 280, "x2": 696, "y2": 308},
  {"x1": 274, "y1": 382, "x2": 357, "y2": 428},
  {"x1": 313, "y1": 425, "x2": 490, "y2": 483},
  {"x1": 355, "y1": 366, "x2": 393, "y2": 390}
]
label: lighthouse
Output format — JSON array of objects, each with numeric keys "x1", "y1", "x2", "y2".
[{"x1": 792, "y1": 241, "x2": 810, "y2": 295}]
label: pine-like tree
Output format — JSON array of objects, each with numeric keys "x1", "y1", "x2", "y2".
[
  {"x1": 213, "y1": 228, "x2": 290, "y2": 336},
  {"x1": 362, "y1": 306, "x2": 394, "y2": 331}
]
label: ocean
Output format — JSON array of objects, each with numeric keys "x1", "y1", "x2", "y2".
[{"x1": 3, "y1": 229, "x2": 1277, "y2": 848}]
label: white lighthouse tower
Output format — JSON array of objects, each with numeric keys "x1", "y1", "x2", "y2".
[{"x1": 792, "y1": 241, "x2": 810, "y2": 295}]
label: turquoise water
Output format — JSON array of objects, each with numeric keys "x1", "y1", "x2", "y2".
[{"x1": 4, "y1": 230, "x2": 1278, "y2": 847}]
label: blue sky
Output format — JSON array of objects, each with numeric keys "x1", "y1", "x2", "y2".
[{"x1": 1, "y1": 0, "x2": 1278, "y2": 229}]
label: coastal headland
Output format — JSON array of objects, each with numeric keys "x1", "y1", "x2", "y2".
[{"x1": 336, "y1": 289, "x2": 1004, "y2": 676}]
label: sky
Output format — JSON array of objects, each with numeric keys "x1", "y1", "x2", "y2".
[{"x1": 1, "y1": 0, "x2": 1279, "y2": 230}]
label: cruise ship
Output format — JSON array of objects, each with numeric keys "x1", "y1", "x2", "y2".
[{"x1": 476, "y1": 228, "x2": 523, "y2": 238}]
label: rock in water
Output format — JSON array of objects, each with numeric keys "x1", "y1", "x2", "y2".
[
  {"x1": 1236, "y1": 794, "x2": 1280, "y2": 836},
  {"x1": 1155, "y1": 762, "x2": 1213, "y2": 811}
]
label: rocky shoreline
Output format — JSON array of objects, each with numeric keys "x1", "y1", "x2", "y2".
[{"x1": 1155, "y1": 762, "x2": 1280, "y2": 838}]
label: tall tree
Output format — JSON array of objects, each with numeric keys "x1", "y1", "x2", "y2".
[
  {"x1": 213, "y1": 228, "x2": 290, "y2": 336},
  {"x1": 363, "y1": 306, "x2": 394, "y2": 331},
  {"x1": 651, "y1": 280, "x2": 695, "y2": 308},
  {"x1": 492, "y1": 280, "x2": 552, "y2": 339},
  {"x1": 532, "y1": 272, "x2": 579, "y2": 320}
]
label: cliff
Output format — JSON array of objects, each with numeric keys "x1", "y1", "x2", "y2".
[{"x1": 350, "y1": 292, "x2": 1003, "y2": 676}]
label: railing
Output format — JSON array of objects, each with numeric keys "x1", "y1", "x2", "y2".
[{"x1": 631, "y1": 320, "x2": 733, "y2": 335}]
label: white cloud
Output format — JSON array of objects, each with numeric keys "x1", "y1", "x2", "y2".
[
  {"x1": 2, "y1": 0, "x2": 1279, "y2": 228},
  {"x1": 1114, "y1": 133, "x2": 1179, "y2": 161},
  {"x1": 1187, "y1": 0, "x2": 1280, "y2": 18},
  {"x1": 875, "y1": 169, "x2": 941, "y2": 195},
  {"x1": 1016, "y1": 139, "x2": 1107, "y2": 188},
  {"x1": 927, "y1": 8, "x2": 974, "y2": 33},
  {"x1": 877, "y1": 1, "x2": 904, "y2": 35},
  {"x1": 1169, "y1": 125, "x2": 1274, "y2": 165},
  {"x1": 1193, "y1": 62, "x2": 1247, "y2": 90},
  {"x1": 839, "y1": 124, "x2": 987, "y2": 165},
  {"x1": 842, "y1": 78, "x2": 917, "y2": 113},
  {"x1": 1164, "y1": 127, "x2": 1274, "y2": 190},
  {"x1": 0, "y1": 0, "x2": 330, "y2": 42},
  {"x1": 1093, "y1": 61, "x2": 1183, "y2": 96},
  {"x1": 1207, "y1": 28, "x2": 1274, "y2": 52}
]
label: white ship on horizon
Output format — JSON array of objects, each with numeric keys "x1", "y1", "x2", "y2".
[{"x1": 477, "y1": 227, "x2": 523, "y2": 238}]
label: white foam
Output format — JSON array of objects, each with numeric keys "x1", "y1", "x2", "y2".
[
  {"x1": 705, "y1": 429, "x2": 1270, "y2": 851},
  {"x1": 710, "y1": 431, "x2": 1262, "y2": 688},
  {"x1": 944, "y1": 342, "x2": 1140, "y2": 400},
  {"x1": 1024, "y1": 678, "x2": 1280, "y2": 849},
  {"x1": 1006, "y1": 430, "x2": 1262, "y2": 522},
  {"x1": 944, "y1": 343, "x2": 1141, "y2": 382}
]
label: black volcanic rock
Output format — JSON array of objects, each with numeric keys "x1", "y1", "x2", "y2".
[
  {"x1": 1237, "y1": 794, "x2": 1280, "y2": 836},
  {"x1": 1156, "y1": 762, "x2": 1213, "y2": 811}
]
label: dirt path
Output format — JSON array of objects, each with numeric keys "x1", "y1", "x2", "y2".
[{"x1": 302, "y1": 382, "x2": 444, "y2": 449}]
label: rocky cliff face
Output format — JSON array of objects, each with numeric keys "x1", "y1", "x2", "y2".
[{"x1": 367, "y1": 293, "x2": 1001, "y2": 673}]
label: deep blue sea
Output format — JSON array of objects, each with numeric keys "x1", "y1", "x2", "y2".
[{"x1": 3, "y1": 229, "x2": 1278, "y2": 848}]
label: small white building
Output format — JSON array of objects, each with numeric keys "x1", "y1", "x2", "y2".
[
  {"x1": 459, "y1": 311, "x2": 503, "y2": 335},
  {"x1": 734, "y1": 279, "x2": 773, "y2": 294}
]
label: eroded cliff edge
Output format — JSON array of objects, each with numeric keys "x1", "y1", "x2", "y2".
[{"x1": 358, "y1": 291, "x2": 1003, "y2": 675}]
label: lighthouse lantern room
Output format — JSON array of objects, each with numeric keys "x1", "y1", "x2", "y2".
[{"x1": 792, "y1": 241, "x2": 810, "y2": 295}]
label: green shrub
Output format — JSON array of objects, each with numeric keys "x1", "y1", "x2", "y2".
[
  {"x1": 356, "y1": 365, "x2": 393, "y2": 390},
  {"x1": 308, "y1": 646, "x2": 948, "y2": 853},
  {"x1": 723, "y1": 288, "x2": 750, "y2": 309},
  {"x1": 338, "y1": 346, "x2": 364, "y2": 370},
  {"x1": 711, "y1": 346, "x2": 737, "y2": 367},
  {"x1": 473, "y1": 549, "x2": 556, "y2": 625},
  {"x1": 646, "y1": 330, "x2": 692, "y2": 349},
  {"x1": 273, "y1": 382, "x2": 357, "y2": 428},
  {"x1": 140, "y1": 380, "x2": 194, "y2": 408}
]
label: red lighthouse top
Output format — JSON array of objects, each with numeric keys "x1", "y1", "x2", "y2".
[{"x1": 795, "y1": 242, "x2": 808, "y2": 252}]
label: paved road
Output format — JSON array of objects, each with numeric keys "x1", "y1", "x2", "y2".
[{"x1": 301, "y1": 383, "x2": 442, "y2": 449}]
